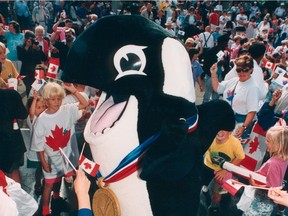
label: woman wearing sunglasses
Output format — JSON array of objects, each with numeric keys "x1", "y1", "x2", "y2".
[{"x1": 211, "y1": 55, "x2": 259, "y2": 138}]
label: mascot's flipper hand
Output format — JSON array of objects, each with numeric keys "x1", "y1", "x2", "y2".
[
  {"x1": 161, "y1": 118, "x2": 189, "y2": 145},
  {"x1": 140, "y1": 118, "x2": 196, "y2": 181}
]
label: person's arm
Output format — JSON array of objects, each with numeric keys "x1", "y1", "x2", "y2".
[
  {"x1": 52, "y1": 17, "x2": 63, "y2": 32},
  {"x1": 74, "y1": 170, "x2": 91, "y2": 211},
  {"x1": 38, "y1": 151, "x2": 51, "y2": 173},
  {"x1": 50, "y1": 31, "x2": 61, "y2": 45},
  {"x1": 210, "y1": 63, "x2": 219, "y2": 91},
  {"x1": 63, "y1": 83, "x2": 89, "y2": 110},
  {"x1": 215, "y1": 157, "x2": 243, "y2": 182},
  {"x1": 0, "y1": 25, "x2": 5, "y2": 36},
  {"x1": 269, "y1": 89, "x2": 282, "y2": 107},
  {"x1": 234, "y1": 111, "x2": 256, "y2": 138},
  {"x1": 29, "y1": 90, "x2": 38, "y2": 122},
  {"x1": 196, "y1": 76, "x2": 204, "y2": 92}
]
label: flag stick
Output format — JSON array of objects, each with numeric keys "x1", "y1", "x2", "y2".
[
  {"x1": 59, "y1": 147, "x2": 77, "y2": 171},
  {"x1": 79, "y1": 142, "x2": 86, "y2": 161}
]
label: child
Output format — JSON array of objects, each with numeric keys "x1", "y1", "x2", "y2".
[
  {"x1": 26, "y1": 89, "x2": 46, "y2": 196},
  {"x1": 243, "y1": 126, "x2": 288, "y2": 215},
  {"x1": 188, "y1": 48, "x2": 204, "y2": 92},
  {"x1": 31, "y1": 82, "x2": 88, "y2": 216},
  {"x1": 202, "y1": 130, "x2": 245, "y2": 214}
]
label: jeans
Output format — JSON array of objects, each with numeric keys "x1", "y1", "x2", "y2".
[{"x1": 202, "y1": 75, "x2": 220, "y2": 103}]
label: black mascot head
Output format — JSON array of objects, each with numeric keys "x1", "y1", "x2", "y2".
[{"x1": 62, "y1": 15, "x2": 235, "y2": 216}]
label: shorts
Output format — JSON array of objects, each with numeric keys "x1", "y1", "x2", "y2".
[{"x1": 27, "y1": 159, "x2": 41, "y2": 169}]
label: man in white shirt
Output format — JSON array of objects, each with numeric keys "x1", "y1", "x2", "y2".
[
  {"x1": 199, "y1": 25, "x2": 214, "y2": 49},
  {"x1": 235, "y1": 7, "x2": 248, "y2": 32}
]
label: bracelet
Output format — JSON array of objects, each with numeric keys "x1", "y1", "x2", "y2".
[{"x1": 241, "y1": 125, "x2": 247, "y2": 129}]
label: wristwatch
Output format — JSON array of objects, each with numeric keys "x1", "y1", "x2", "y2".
[{"x1": 241, "y1": 125, "x2": 247, "y2": 129}]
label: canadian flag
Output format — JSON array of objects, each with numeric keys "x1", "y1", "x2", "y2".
[
  {"x1": 240, "y1": 122, "x2": 267, "y2": 171},
  {"x1": 264, "y1": 61, "x2": 276, "y2": 70},
  {"x1": 46, "y1": 58, "x2": 59, "y2": 79},
  {"x1": 34, "y1": 69, "x2": 45, "y2": 80},
  {"x1": 79, "y1": 155, "x2": 100, "y2": 177}
]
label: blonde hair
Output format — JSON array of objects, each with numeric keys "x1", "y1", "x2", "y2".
[
  {"x1": 266, "y1": 126, "x2": 288, "y2": 160},
  {"x1": 0, "y1": 42, "x2": 7, "y2": 54},
  {"x1": 42, "y1": 82, "x2": 65, "y2": 99},
  {"x1": 35, "y1": 25, "x2": 45, "y2": 34}
]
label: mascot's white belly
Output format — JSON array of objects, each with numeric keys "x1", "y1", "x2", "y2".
[{"x1": 84, "y1": 94, "x2": 153, "y2": 216}]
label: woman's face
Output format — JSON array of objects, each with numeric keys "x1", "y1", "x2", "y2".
[
  {"x1": 0, "y1": 47, "x2": 6, "y2": 63},
  {"x1": 236, "y1": 65, "x2": 252, "y2": 82}
]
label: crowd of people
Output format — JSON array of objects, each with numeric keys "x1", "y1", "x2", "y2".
[{"x1": 1, "y1": 0, "x2": 288, "y2": 215}]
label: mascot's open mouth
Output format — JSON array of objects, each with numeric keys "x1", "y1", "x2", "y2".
[{"x1": 90, "y1": 92, "x2": 128, "y2": 135}]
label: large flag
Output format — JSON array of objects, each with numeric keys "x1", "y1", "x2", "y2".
[
  {"x1": 79, "y1": 155, "x2": 100, "y2": 177},
  {"x1": 240, "y1": 122, "x2": 267, "y2": 171}
]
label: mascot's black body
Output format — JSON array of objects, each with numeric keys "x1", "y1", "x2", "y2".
[{"x1": 62, "y1": 15, "x2": 235, "y2": 216}]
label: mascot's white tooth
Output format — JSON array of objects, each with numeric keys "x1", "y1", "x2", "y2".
[
  {"x1": 63, "y1": 14, "x2": 236, "y2": 216},
  {"x1": 103, "y1": 127, "x2": 111, "y2": 133}
]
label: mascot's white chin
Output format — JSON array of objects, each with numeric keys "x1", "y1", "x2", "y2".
[{"x1": 62, "y1": 15, "x2": 236, "y2": 216}]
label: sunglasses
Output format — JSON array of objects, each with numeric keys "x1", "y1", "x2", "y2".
[{"x1": 236, "y1": 67, "x2": 251, "y2": 73}]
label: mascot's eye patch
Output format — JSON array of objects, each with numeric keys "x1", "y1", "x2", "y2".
[{"x1": 120, "y1": 53, "x2": 142, "y2": 72}]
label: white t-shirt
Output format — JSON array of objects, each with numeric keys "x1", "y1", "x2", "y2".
[
  {"x1": 236, "y1": 14, "x2": 248, "y2": 27},
  {"x1": 217, "y1": 77, "x2": 259, "y2": 115}
]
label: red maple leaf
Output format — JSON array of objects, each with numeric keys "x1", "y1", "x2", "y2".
[
  {"x1": 84, "y1": 162, "x2": 92, "y2": 170},
  {"x1": 45, "y1": 125, "x2": 71, "y2": 151},
  {"x1": 50, "y1": 65, "x2": 56, "y2": 73},
  {"x1": 249, "y1": 137, "x2": 259, "y2": 154}
]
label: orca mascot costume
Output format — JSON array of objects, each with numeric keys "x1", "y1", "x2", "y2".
[{"x1": 62, "y1": 15, "x2": 235, "y2": 216}]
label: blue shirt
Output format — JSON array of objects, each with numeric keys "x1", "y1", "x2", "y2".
[
  {"x1": 5, "y1": 31, "x2": 24, "y2": 61},
  {"x1": 192, "y1": 60, "x2": 203, "y2": 84},
  {"x1": 78, "y1": 208, "x2": 92, "y2": 216}
]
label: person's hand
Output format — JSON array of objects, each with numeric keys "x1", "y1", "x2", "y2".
[
  {"x1": 210, "y1": 63, "x2": 217, "y2": 76},
  {"x1": 74, "y1": 170, "x2": 91, "y2": 197},
  {"x1": 215, "y1": 169, "x2": 227, "y2": 182},
  {"x1": 268, "y1": 187, "x2": 288, "y2": 207},
  {"x1": 272, "y1": 89, "x2": 282, "y2": 102},
  {"x1": 63, "y1": 82, "x2": 77, "y2": 94},
  {"x1": 233, "y1": 125, "x2": 245, "y2": 138},
  {"x1": 33, "y1": 89, "x2": 38, "y2": 99},
  {"x1": 42, "y1": 161, "x2": 51, "y2": 173}
]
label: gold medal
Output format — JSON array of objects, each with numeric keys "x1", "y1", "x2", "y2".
[{"x1": 92, "y1": 177, "x2": 121, "y2": 216}]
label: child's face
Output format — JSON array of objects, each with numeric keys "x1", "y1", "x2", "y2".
[
  {"x1": 215, "y1": 130, "x2": 231, "y2": 143},
  {"x1": 45, "y1": 96, "x2": 62, "y2": 113},
  {"x1": 0, "y1": 47, "x2": 6, "y2": 63},
  {"x1": 35, "y1": 99, "x2": 46, "y2": 116},
  {"x1": 265, "y1": 134, "x2": 279, "y2": 153}
]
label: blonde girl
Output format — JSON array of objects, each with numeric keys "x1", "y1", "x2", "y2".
[{"x1": 243, "y1": 126, "x2": 288, "y2": 215}]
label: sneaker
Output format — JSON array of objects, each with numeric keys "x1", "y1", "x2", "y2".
[{"x1": 51, "y1": 197, "x2": 71, "y2": 215}]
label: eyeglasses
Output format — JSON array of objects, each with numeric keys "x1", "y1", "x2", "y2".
[{"x1": 236, "y1": 67, "x2": 251, "y2": 73}]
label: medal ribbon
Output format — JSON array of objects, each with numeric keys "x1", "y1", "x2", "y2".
[{"x1": 99, "y1": 114, "x2": 199, "y2": 183}]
